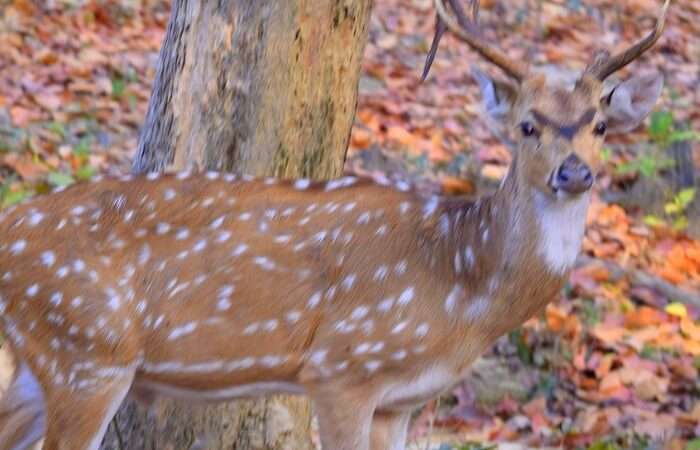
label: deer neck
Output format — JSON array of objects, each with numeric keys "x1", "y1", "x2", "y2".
[{"x1": 427, "y1": 161, "x2": 590, "y2": 336}]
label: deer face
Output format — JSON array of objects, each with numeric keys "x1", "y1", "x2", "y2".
[
  {"x1": 474, "y1": 70, "x2": 663, "y2": 200},
  {"x1": 424, "y1": 0, "x2": 669, "y2": 200}
]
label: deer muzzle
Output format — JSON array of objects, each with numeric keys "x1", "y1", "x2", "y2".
[{"x1": 552, "y1": 154, "x2": 593, "y2": 195}]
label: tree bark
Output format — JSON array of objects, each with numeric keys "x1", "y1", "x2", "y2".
[
  {"x1": 132, "y1": 0, "x2": 371, "y2": 178},
  {"x1": 101, "y1": 0, "x2": 372, "y2": 449}
]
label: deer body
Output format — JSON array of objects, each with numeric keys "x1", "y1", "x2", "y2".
[
  {"x1": 0, "y1": 169, "x2": 577, "y2": 449},
  {"x1": 0, "y1": 0, "x2": 669, "y2": 447}
]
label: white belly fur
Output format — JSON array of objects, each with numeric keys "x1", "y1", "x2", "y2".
[{"x1": 132, "y1": 379, "x2": 305, "y2": 403}]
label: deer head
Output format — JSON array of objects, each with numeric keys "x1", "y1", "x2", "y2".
[{"x1": 424, "y1": 0, "x2": 668, "y2": 200}]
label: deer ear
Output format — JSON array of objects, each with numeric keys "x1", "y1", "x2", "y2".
[
  {"x1": 472, "y1": 67, "x2": 518, "y2": 146},
  {"x1": 472, "y1": 67, "x2": 518, "y2": 123},
  {"x1": 602, "y1": 72, "x2": 663, "y2": 133}
]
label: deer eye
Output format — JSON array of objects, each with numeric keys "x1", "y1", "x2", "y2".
[
  {"x1": 520, "y1": 121, "x2": 537, "y2": 137},
  {"x1": 594, "y1": 121, "x2": 607, "y2": 136}
]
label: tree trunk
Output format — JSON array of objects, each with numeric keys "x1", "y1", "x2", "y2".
[
  {"x1": 101, "y1": 0, "x2": 372, "y2": 449},
  {"x1": 132, "y1": 0, "x2": 371, "y2": 178}
]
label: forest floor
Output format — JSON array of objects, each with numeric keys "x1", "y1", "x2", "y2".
[{"x1": 0, "y1": 0, "x2": 699, "y2": 449}]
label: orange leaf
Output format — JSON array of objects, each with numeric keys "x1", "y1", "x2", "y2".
[
  {"x1": 680, "y1": 318, "x2": 700, "y2": 341},
  {"x1": 624, "y1": 306, "x2": 665, "y2": 329},
  {"x1": 9, "y1": 106, "x2": 41, "y2": 127},
  {"x1": 385, "y1": 126, "x2": 417, "y2": 148},
  {"x1": 350, "y1": 128, "x2": 373, "y2": 149},
  {"x1": 656, "y1": 266, "x2": 686, "y2": 284},
  {"x1": 440, "y1": 176, "x2": 474, "y2": 195}
]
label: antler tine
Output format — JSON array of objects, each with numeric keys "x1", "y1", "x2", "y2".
[
  {"x1": 588, "y1": 0, "x2": 670, "y2": 81},
  {"x1": 422, "y1": 0, "x2": 528, "y2": 82}
]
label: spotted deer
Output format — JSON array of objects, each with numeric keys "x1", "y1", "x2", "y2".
[{"x1": 0, "y1": 0, "x2": 669, "y2": 449}]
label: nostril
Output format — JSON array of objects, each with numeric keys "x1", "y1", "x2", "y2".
[
  {"x1": 583, "y1": 171, "x2": 593, "y2": 183},
  {"x1": 556, "y1": 167, "x2": 570, "y2": 183}
]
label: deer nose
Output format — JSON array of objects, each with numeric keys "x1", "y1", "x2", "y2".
[{"x1": 555, "y1": 154, "x2": 593, "y2": 195}]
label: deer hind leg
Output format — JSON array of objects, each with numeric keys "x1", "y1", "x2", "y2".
[
  {"x1": 307, "y1": 385, "x2": 377, "y2": 450},
  {"x1": 41, "y1": 369, "x2": 134, "y2": 450},
  {"x1": 0, "y1": 363, "x2": 46, "y2": 450},
  {"x1": 370, "y1": 410, "x2": 411, "y2": 450}
]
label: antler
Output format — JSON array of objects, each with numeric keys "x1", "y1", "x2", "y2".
[
  {"x1": 422, "y1": 0, "x2": 528, "y2": 82},
  {"x1": 587, "y1": 0, "x2": 670, "y2": 80}
]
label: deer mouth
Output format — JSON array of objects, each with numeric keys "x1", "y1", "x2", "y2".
[{"x1": 548, "y1": 156, "x2": 594, "y2": 196}]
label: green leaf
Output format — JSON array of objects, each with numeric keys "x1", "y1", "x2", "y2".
[
  {"x1": 639, "y1": 156, "x2": 657, "y2": 178},
  {"x1": 47, "y1": 172, "x2": 75, "y2": 187},
  {"x1": 73, "y1": 138, "x2": 91, "y2": 158},
  {"x1": 600, "y1": 147, "x2": 612, "y2": 162},
  {"x1": 111, "y1": 77, "x2": 126, "y2": 99},
  {"x1": 685, "y1": 438, "x2": 700, "y2": 450},
  {"x1": 664, "y1": 202, "x2": 682, "y2": 215},
  {"x1": 672, "y1": 216, "x2": 689, "y2": 231},
  {"x1": 75, "y1": 165, "x2": 96, "y2": 181},
  {"x1": 614, "y1": 161, "x2": 637, "y2": 175},
  {"x1": 669, "y1": 130, "x2": 700, "y2": 143},
  {"x1": 648, "y1": 110, "x2": 674, "y2": 143},
  {"x1": 677, "y1": 188, "x2": 696, "y2": 208},
  {"x1": 47, "y1": 121, "x2": 66, "y2": 138},
  {"x1": 643, "y1": 215, "x2": 665, "y2": 227},
  {"x1": 2, "y1": 188, "x2": 29, "y2": 207}
]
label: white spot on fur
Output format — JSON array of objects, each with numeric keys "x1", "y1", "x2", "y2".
[
  {"x1": 444, "y1": 284, "x2": 464, "y2": 313},
  {"x1": 295, "y1": 179, "x2": 311, "y2": 190},
  {"x1": 253, "y1": 256, "x2": 275, "y2": 271},
  {"x1": 377, "y1": 297, "x2": 394, "y2": 313},
  {"x1": 350, "y1": 306, "x2": 369, "y2": 320},
  {"x1": 41, "y1": 251, "x2": 56, "y2": 267},
  {"x1": 464, "y1": 296, "x2": 490, "y2": 321},
  {"x1": 243, "y1": 323, "x2": 259, "y2": 335},
  {"x1": 217, "y1": 298, "x2": 232, "y2": 311},
  {"x1": 193, "y1": 239, "x2": 207, "y2": 252},
  {"x1": 286, "y1": 310, "x2": 302, "y2": 323},
  {"x1": 394, "y1": 260, "x2": 408, "y2": 276},
  {"x1": 391, "y1": 321, "x2": 409, "y2": 334},
  {"x1": 307, "y1": 291, "x2": 322, "y2": 309},
  {"x1": 10, "y1": 240, "x2": 26, "y2": 255},
  {"x1": 354, "y1": 343, "x2": 371, "y2": 355},
  {"x1": 210, "y1": 216, "x2": 225, "y2": 229},
  {"x1": 342, "y1": 274, "x2": 357, "y2": 291},
  {"x1": 464, "y1": 246, "x2": 475, "y2": 267},
  {"x1": 365, "y1": 360, "x2": 382, "y2": 372},
  {"x1": 397, "y1": 287, "x2": 415, "y2": 306},
  {"x1": 232, "y1": 244, "x2": 248, "y2": 257},
  {"x1": 310, "y1": 349, "x2": 328, "y2": 365},
  {"x1": 26, "y1": 284, "x2": 39, "y2": 297},
  {"x1": 391, "y1": 350, "x2": 407, "y2": 361},
  {"x1": 28, "y1": 211, "x2": 45, "y2": 226},
  {"x1": 168, "y1": 322, "x2": 197, "y2": 340},
  {"x1": 422, "y1": 196, "x2": 439, "y2": 218},
  {"x1": 414, "y1": 323, "x2": 430, "y2": 338},
  {"x1": 49, "y1": 292, "x2": 63, "y2": 307},
  {"x1": 325, "y1": 176, "x2": 356, "y2": 191},
  {"x1": 374, "y1": 265, "x2": 389, "y2": 281}
]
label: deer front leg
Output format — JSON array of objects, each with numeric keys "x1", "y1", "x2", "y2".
[
  {"x1": 370, "y1": 410, "x2": 411, "y2": 450},
  {"x1": 0, "y1": 363, "x2": 46, "y2": 450},
  {"x1": 41, "y1": 369, "x2": 134, "y2": 450},
  {"x1": 307, "y1": 385, "x2": 378, "y2": 450}
]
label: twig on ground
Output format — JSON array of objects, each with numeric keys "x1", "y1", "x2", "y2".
[{"x1": 575, "y1": 254, "x2": 700, "y2": 308}]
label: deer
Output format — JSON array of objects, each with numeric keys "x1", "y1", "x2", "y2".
[{"x1": 0, "y1": 0, "x2": 669, "y2": 448}]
